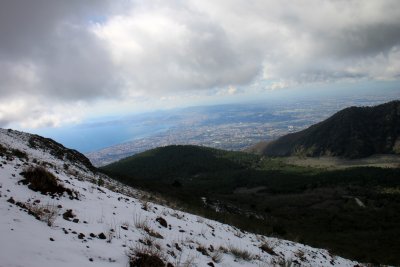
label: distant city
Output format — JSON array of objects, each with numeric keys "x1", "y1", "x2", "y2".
[{"x1": 87, "y1": 94, "x2": 398, "y2": 166}]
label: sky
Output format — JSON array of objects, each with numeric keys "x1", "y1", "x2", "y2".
[{"x1": 1, "y1": 0, "x2": 400, "y2": 130}]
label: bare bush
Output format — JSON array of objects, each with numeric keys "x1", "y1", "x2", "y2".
[
  {"x1": 211, "y1": 250, "x2": 224, "y2": 263},
  {"x1": 20, "y1": 166, "x2": 78, "y2": 199},
  {"x1": 133, "y1": 214, "x2": 149, "y2": 230},
  {"x1": 227, "y1": 244, "x2": 254, "y2": 261},
  {"x1": 127, "y1": 242, "x2": 166, "y2": 267},
  {"x1": 27, "y1": 202, "x2": 60, "y2": 226},
  {"x1": 260, "y1": 239, "x2": 278, "y2": 256},
  {"x1": 144, "y1": 226, "x2": 163, "y2": 239}
]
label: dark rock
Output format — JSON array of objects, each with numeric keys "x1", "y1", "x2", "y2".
[
  {"x1": 98, "y1": 233, "x2": 107, "y2": 239},
  {"x1": 175, "y1": 243, "x2": 182, "y2": 251},
  {"x1": 156, "y1": 217, "x2": 168, "y2": 228},
  {"x1": 63, "y1": 209, "x2": 75, "y2": 221},
  {"x1": 196, "y1": 246, "x2": 209, "y2": 256}
]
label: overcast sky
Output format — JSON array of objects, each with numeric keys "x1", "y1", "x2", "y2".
[{"x1": 1, "y1": 0, "x2": 400, "y2": 129}]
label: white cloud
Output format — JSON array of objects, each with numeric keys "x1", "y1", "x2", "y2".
[
  {"x1": 0, "y1": 96, "x2": 83, "y2": 129},
  {"x1": 216, "y1": 86, "x2": 239, "y2": 96},
  {"x1": 269, "y1": 81, "x2": 290, "y2": 91}
]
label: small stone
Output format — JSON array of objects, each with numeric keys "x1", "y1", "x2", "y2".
[
  {"x1": 62, "y1": 209, "x2": 75, "y2": 221},
  {"x1": 50, "y1": 238, "x2": 55, "y2": 241},
  {"x1": 7, "y1": 197, "x2": 15, "y2": 204},
  {"x1": 175, "y1": 243, "x2": 182, "y2": 251},
  {"x1": 156, "y1": 217, "x2": 168, "y2": 228},
  {"x1": 98, "y1": 232, "x2": 107, "y2": 239}
]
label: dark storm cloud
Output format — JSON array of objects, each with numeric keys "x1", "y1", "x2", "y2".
[
  {"x1": 0, "y1": 0, "x2": 108, "y2": 59},
  {"x1": 0, "y1": 0, "x2": 118, "y2": 100}
]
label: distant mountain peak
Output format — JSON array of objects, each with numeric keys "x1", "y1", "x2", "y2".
[{"x1": 251, "y1": 100, "x2": 400, "y2": 158}]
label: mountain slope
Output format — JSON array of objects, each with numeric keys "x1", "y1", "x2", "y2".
[
  {"x1": 0, "y1": 128, "x2": 358, "y2": 267},
  {"x1": 102, "y1": 145, "x2": 258, "y2": 182},
  {"x1": 102, "y1": 144, "x2": 400, "y2": 265},
  {"x1": 251, "y1": 100, "x2": 400, "y2": 158}
]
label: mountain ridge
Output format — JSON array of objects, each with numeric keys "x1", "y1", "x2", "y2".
[{"x1": 249, "y1": 100, "x2": 400, "y2": 158}]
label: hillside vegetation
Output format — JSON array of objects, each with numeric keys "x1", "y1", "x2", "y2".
[
  {"x1": 102, "y1": 145, "x2": 400, "y2": 265},
  {"x1": 249, "y1": 100, "x2": 400, "y2": 158}
]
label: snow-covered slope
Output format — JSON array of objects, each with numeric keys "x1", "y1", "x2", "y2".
[{"x1": 0, "y1": 129, "x2": 359, "y2": 267}]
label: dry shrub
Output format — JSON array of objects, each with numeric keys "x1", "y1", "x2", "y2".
[
  {"x1": 260, "y1": 240, "x2": 278, "y2": 256},
  {"x1": 20, "y1": 166, "x2": 78, "y2": 199},
  {"x1": 128, "y1": 243, "x2": 165, "y2": 267},
  {"x1": 211, "y1": 250, "x2": 224, "y2": 263},
  {"x1": 227, "y1": 244, "x2": 254, "y2": 261},
  {"x1": 20, "y1": 201, "x2": 60, "y2": 226}
]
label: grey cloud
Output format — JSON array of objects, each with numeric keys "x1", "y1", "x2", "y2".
[
  {"x1": 0, "y1": 0, "x2": 120, "y2": 101},
  {"x1": 0, "y1": 0, "x2": 110, "y2": 59},
  {"x1": 119, "y1": 15, "x2": 261, "y2": 93},
  {"x1": 302, "y1": 22, "x2": 400, "y2": 60},
  {"x1": 0, "y1": 118, "x2": 12, "y2": 128},
  {"x1": 37, "y1": 26, "x2": 118, "y2": 100},
  {"x1": 1, "y1": 0, "x2": 400, "y2": 128}
]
